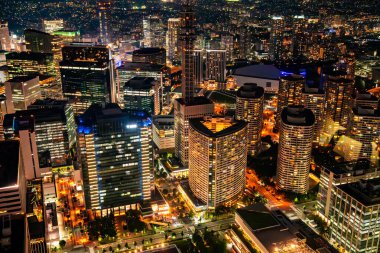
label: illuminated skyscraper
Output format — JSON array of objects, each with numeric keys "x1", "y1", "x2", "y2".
[
  {"x1": 6, "y1": 52, "x2": 55, "y2": 79},
  {"x1": 189, "y1": 116, "x2": 247, "y2": 208},
  {"x1": 276, "y1": 74, "x2": 304, "y2": 130},
  {"x1": 205, "y1": 49, "x2": 226, "y2": 83},
  {"x1": 98, "y1": 0, "x2": 112, "y2": 44},
  {"x1": 123, "y1": 77, "x2": 158, "y2": 115},
  {"x1": 236, "y1": 83, "x2": 264, "y2": 156},
  {"x1": 143, "y1": 16, "x2": 165, "y2": 48},
  {"x1": 346, "y1": 106, "x2": 380, "y2": 163},
  {"x1": 174, "y1": 1, "x2": 214, "y2": 167},
  {"x1": 276, "y1": 106, "x2": 315, "y2": 194},
  {"x1": 78, "y1": 104, "x2": 152, "y2": 212},
  {"x1": 4, "y1": 76, "x2": 41, "y2": 111},
  {"x1": 193, "y1": 49, "x2": 204, "y2": 87},
  {"x1": 301, "y1": 87, "x2": 325, "y2": 143},
  {"x1": 179, "y1": 0, "x2": 196, "y2": 104},
  {"x1": 43, "y1": 19, "x2": 64, "y2": 34},
  {"x1": 24, "y1": 29, "x2": 53, "y2": 53},
  {"x1": 269, "y1": 16, "x2": 284, "y2": 61},
  {"x1": 60, "y1": 43, "x2": 116, "y2": 113},
  {"x1": 322, "y1": 76, "x2": 354, "y2": 140},
  {"x1": 0, "y1": 21, "x2": 11, "y2": 51},
  {"x1": 166, "y1": 18, "x2": 181, "y2": 64},
  {"x1": 221, "y1": 34, "x2": 234, "y2": 62}
]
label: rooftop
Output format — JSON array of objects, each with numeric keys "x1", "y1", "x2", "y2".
[
  {"x1": 133, "y1": 47, "x2": 166, "y2": 55},
  {"x1": 77, "y1": 103, "x2": 151, "y2": 134},
  {"x1": 24, "y1": 29, "x2": 51, "y2": 36},
  {"x1": 233, "y1": 64, "x2": 280, "y2": 80},
  {"x1": 190, "y1": 116, "x2": 247, "y2": 138},
  {"x1": 338, "y1": 178, "x2": 380, "y2": 206},
  {"x1": 235, "y1": 204, "x2": 315, "y2": 253},
  {"x1": 236, "y1": 204, "x2": 280, "y2": 231},
  {"x1": 352, "y1": 106, "x2": 380, "y2": 117},
  {"x1": 117, "y1": 62, "x2": 164, "y2": 72},
  {"x1": 124, "y1": 76, "x2": 155, "y2": 90},
  {"x1": 176, "y1": 96, "x2": 213, "y2": 106},
  {"x1": 6, "y1": 51, "x2": 53, "y2": 61},
  {"x1": 6, "y1": 75, "x2": 38, "y2": 83},
  {"x1": 281, "y1": 106, "x2": 315, "y2": 126},
  {"x1": 236, "y1": 83, "x2": 264, "y2": 99},
  {"x1": 281, "y1": 74, "x2": 305, "y2": 81},
  {"x1": 0, "y1": 140, "x2": 20, "y2": 188}
]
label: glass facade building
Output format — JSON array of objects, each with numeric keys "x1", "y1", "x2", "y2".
[
  {"x1": 60, "y1": 44, "x2": 116, "y2": 114},
  {"x1": 77, "y1": 104, "x2": 153, "y2": 212}
]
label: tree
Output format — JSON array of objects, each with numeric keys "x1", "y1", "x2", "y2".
[
  {"x1": 149, "y1": 237, "x2": 153, "y2": 244},
  {"x1": 102, "y1": 249, "x2": 107, "y2": 253},
  {"x1": 172, "y1": 232, "x2": 176, "y2": 238},
  {"x1": 181, "y1": 231, "x2": 184, "y2": 238},
  {"x1": 165, "y1": 233, "x2": 168, "y2": 240},
  {"x1": 134, "y1": 241, "x2": 137, "y2": 247},
  {"x1": 59, "y1": 240, "x2": 66, "y2": 249},
  {"x1": 124, "y1": 209, "x2": 146, "y2": 233},
  {"x1": 109, "y1": 246, "x2": 113, "y2": 252},
  {"x1": 142, "y1": 239, "x2": 145, "y2": 245},
  {"x1": 117, "y1": 244, "x2": 121, "y2": 250},
  {"x1": 124, "y1": 242, "x2": 129, "y2": 249}
]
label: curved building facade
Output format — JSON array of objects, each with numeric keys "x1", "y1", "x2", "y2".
[
  {"x1": 276, "y1": 74, "x2": 304, "y2": 130},
  {"x1": 188, "y1": 116, "x2": 248, "y2": 208},
  {"x1": 276, "y1": 106, "x2": 315, "y2": 194},
  {"x1": 236, "y1": 83, "x2": 264, "y2": 156}
]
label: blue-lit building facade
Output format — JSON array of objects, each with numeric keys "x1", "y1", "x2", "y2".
[{"x1": 77, "y1": 104, "x2": 153, "y2": 215}]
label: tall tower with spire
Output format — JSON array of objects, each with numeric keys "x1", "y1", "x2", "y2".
[
  {"x1": 179, "y1": 0, "x2": 196, "y2": 104},
  {"x1": 174, "y1": 0, "x2": 214, "y2": 167}
]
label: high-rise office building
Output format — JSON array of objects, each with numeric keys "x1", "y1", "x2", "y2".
[
  {"x1": 193, "y1": 49, "x2": 204, "y2": 88},
  {"x1": 322, "y1": 76, "x2": 354, "y2": 141},
  {"x1": 0, "y1": 21, "x2": 11, "y2": 51},
  {"x1": 6, "y1": 52, "x2": 55, "y2": 79},
  {"x1": 143, "y1": 16, "x2": 165, "y2": 48},
  {"x1": 0, "y1": 140, "x2": 26, "y2": 215},
  {"x1": 166, "y1": 18, "x2": 181, "y2": 64},
  {"x1": 328, "y1": 178, "x2": 380, "y2": 253},
  {"x1": 124, "y1": 77, "x2": 159, "y2": 115},
  {"x1": 60, "y1": 43, "x2": 116, "y2": 113},
  {"x1": 236, "y1": 83, "x2": 264, "y2": 156},
  {"x1": 77, "y1": 104, "x2": 152, "y2": 212},
  {"x1": 345, "y1": 106, "x2": 380, "y2": 163},
  {"x1": 24, "y1": 29, "x2": 53, "y2": 53},
  {"x1": 276, "y1": 74, "x2": 304, "y2": 130},
  {"x1": 152, "y1": 115, "x2": 175, "y2": 151},
  {"x1": 301, "y1": 87, "x2": 325, "y2": 143},
  {"x1": 179, "y1": 1, "x2": 196, "y2": 104},
  {"x1": 132, "y1": 48, "x2": 166, "y2": 65},
  {"x1": 188, "y1": 116, "x2": 247, "y2": 208},
  {"x1": 276, "y1": 106, "x2": 315, "y2": 194},
  {"x1": 4, "y1": 99, "x2": 76, "y2": 169},
  {"x1": 205, "y1": 49, "x2": 226, "y2": 83},
  {"x1": 43, "y1": 19, "x2": 64, "y2": 34},
  {"x1": 269, "y1": 16, "x2": 284, "y2": 61},
  {"x1": 116, "y1": 62, "x2": 164, "y2": 105},
  {"x1": 0, "y1": 94, "x2": 15, "y2": 140},
  {"x1": 174, "y1": 98, "x2": 214, "y2": 166},
  {"x1": 221, "y1": 34, "x2": 234, "y2": 62},
  {"x1": 4, "y1": 76, "x2": 41, "y2": 111},
  {"x1": 98, "y1": 0, "x2": 112, "y2": 44},
  {"x1": 174, "y1": 2, "x2": 215, "y2": 167}
]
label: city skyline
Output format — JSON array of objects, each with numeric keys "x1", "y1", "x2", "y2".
[{"x1": 0, "y1": 0, "x2": 380, "y2": 253}]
